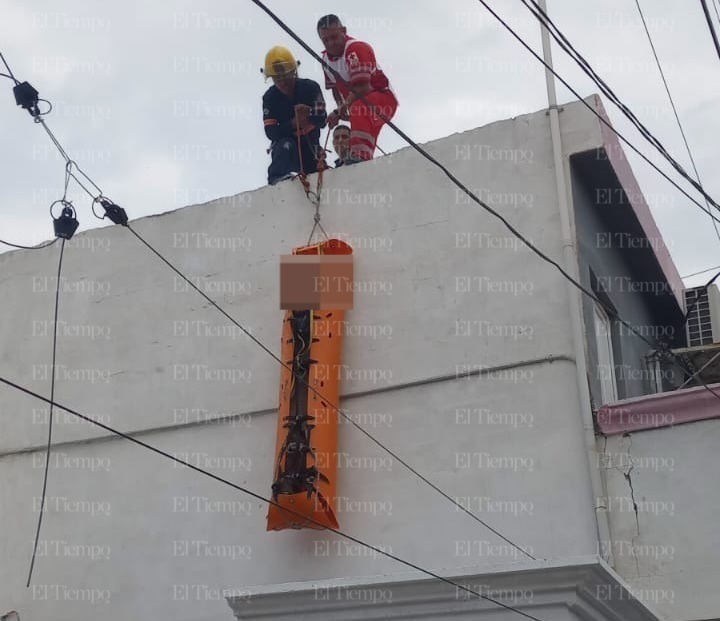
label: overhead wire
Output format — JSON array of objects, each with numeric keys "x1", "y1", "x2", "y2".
[
  {"x1": 244, "y1": 0, "x2": 720, "y2": 401},
  {"x1": 3, "y1": 5, "x2": 719, "y2": 588},
  {"x1": 26, "y1": 238, "x2": 66, "y2": 586},
  {"x1": 633, "y1": 0, "x2": 720, "y2": 240},
  {"x1": 0, "y1": 48, "x2": 537, "y2": 565},
  {"x1": 675, "y1": 348, "x2": 720, "y2": 390},
  {"x1": 519, "y1": 0, "x2": 720, "y2": 217},
  {"x1": 127, "y1": 223, "x2": 536, "y2": 561},
  {"x1": 700, "y1": 0, "x2": 720, "y2": 61},
  {"x1": 681, "y1": 269, "x2": 720, "y2": 329},
  {"x1": 0, "y1": 375, "x2": 547, "y2": 621},
  {"x1": 3, "y1": 6, "x2": 718, "y2": 566},
  {"x1": 0, "y1": 15, "x2": 711, "y2": 619},
  {"x1": 0, "y1": 238, "x2": 57, "y2": 250},
  {"x1": 0, "y1": 51, "x2": 19, "y2": 84},
  {"x1": 682, "y1": 264, "x2": 720, "y2": 279}
]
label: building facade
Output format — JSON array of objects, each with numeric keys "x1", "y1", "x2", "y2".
[{"x1": 0, "y1": 96, "x2": 709, "y2": 620}]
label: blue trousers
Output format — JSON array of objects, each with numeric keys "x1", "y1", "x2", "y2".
[{"x1": 268, "y1": 137, "x2": 320, "y2": 184}]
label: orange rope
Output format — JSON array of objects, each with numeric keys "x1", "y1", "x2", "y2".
[{"x1": 295, "y1": 123, "x2": 331, "y2": 205}]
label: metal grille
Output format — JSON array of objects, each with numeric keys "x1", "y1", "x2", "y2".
[{"x1": 685, "y1": 287, "x2": 715, "y2": 347}]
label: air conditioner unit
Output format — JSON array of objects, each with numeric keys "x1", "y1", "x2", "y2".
[{"x1": 684, "y1": 284, "x2": 720, "y2": 347}]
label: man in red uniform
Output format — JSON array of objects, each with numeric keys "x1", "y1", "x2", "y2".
[{"x1": 318, "y1": 14, "x2": 398, "y2": 162}]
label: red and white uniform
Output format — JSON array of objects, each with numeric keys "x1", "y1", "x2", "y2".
[{"x1": 322, "y1": 37, "x2": 398, "y2": 161}]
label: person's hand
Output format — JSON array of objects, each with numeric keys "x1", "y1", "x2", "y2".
[
  {"x1": 295, "y1": 122, "x2": 316, "y2": 137},
  {"x1": 327, "y1": 110, "x2": 340, "y2": 129},
  {"x1": 294, "y1": 104, "x2": 311, "y2": 123}
]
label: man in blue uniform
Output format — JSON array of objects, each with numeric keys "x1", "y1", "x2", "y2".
[{"x1": 262, "y1": 47, "x2": 327, "y2": 185}]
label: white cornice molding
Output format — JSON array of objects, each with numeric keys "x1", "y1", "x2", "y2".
[{"x1": 227, "y1": 556, "x2": 661, "y2": 620}]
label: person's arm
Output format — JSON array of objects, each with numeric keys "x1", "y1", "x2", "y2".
[
  {"x1": 327, "y1": 86, "x2": 344, "y2": 127},
  {"x1": 338, "y1": 42, "x2": 377, "y2": 117},
  {"x1": 331, "y1": 86, "x2": 344, "y2": 108},
  {"x1": 341, "y1": 82, "x2": 372, "y2": 112},
  {"x1": 263, "y1": 93, "x2": 295, "y2": 141},
  {"x1": 308, "y1": 81, "x2": 327, "y2": 129}
]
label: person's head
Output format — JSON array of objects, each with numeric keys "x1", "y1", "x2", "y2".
[
  {"x1": 263, "y1": 46, "x2": 298, "y2": 96},
  {"x1": 317, "y1": 14, "x2": 347, "y2": 57},
  {"x1": 333, "y1": 125, "x2": 351, "y2": 160}
]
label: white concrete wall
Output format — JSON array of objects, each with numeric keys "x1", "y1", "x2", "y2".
[
  {"x1": 603, "y1": 419, "x2": 720, "y2": 621},
  {"x1": 0, "y1": 100, "x2": 606, "y2": 620}
]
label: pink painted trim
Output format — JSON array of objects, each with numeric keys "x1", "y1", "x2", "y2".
[
  {"x1": 597, "y1": 382, "x2": 720, "y2": 435},
  {"x1": 591, "y1": 95, "x2": 685, "y2": 310}
]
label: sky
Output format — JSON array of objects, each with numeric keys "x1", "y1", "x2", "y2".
[{"x1": 1, "y1": 0, "x2": 719, "y2": 287}]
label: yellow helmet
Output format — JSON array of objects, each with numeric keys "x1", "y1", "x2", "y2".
[{"x1": 262, "y1": 46, "x2": 298, "y2": 80}]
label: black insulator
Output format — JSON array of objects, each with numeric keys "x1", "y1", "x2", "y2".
[
  {"x1": 98, "y1": 198, "x2": 128, "y2": 226},
  {"x1": 13, "y1": 81, "x2": 40, "y2": 116},
  {"x1": 53, "y1": 206, "x2": 79, "y2": 239}
]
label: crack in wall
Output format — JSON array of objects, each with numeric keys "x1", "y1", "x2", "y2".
[
  {"x1": 598, "y1": 433, "x2": 643, "y2": 575},
  {"x1": 620, "y1": 433, "x2": 641, "y2": 578}
]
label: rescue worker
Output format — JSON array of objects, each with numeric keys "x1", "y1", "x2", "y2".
[
  {"x1": 332, "y1": 124, "x2": 350, "y2": 167},
  {"x1": 262, "y1": 46, "x2": 327, "y2": 185},
  {"x1": 318, "y1": 14, "x2": 398, "y2": 162}
]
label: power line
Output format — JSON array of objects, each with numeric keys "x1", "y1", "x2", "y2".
[
  {"x1": 633, "y1": 0, "x2": 720, "y2": 240},
  {"x1": 682, "y1": 264, "x2": 720, "y2": 279},
  {"x1": 700, "y1": 0, "x2": 720, "y2": 61},
  {"x1": 0, "y1": 51, "x2": 18, "y2": 84},
  {"x1": 0, "y1": 238, "x2": 57, "y2": 250},
  {"x1": 5, "y1": 0, "x2": 717, "y2": 448},
  {"x1": 474, "y1": 0, "x2": 720, "y2": 397},
  {"x1": 682, "y1": 269, "x2": 720, "y2": 330},
  {"x1": 4, "y1": 8, "x2": 718, "y2": 575},
  {"x1": 127, "y1": 224, "x2": 536, "y2": 561},
  {"x1": 675, "y1": 348, "x2": 720, "y2": 390},
  {"x1": 26, "y1": 238, "x2": 66, "y2": 586},
  {"x1": 0, "y1": 48, "x2": 537, "y2": 564},
  {"x1": 713, "y1": 0, "x2": 720, "y2": 26},
  {"x1": 0, "y1": 374, "x2": 546, "y2": 621},
  {"x1": 241, "y1": 1, "x2": 708, "y2": 354},
  {"x1": 516, "y1": 0, "x2": 720, "y2": 219},
  {"x1": 0, "y1": 18, "x2": 712, "y2": 617},
  {"x1": 471, "y1": 3, "x2": 720, "y2": 229}
]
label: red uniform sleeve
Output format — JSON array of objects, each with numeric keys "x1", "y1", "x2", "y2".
[{"x1": 345, "y1": 41, "x2": 376, "y2": 86}]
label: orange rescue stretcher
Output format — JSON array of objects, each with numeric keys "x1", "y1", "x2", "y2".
[{"x1": 267, "y1": 239, "x2": 353, "y2": 531}]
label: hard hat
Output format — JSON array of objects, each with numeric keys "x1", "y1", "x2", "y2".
[{"x1": 262, "y1": 46, "x2": 299, "y2": 80}]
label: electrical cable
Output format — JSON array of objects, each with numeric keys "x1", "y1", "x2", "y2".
[
  {"x1": 248, "y1": 1, "x2": 713, "y2": 223},
  {"x1": 633, "y1": 0, "x2": 720, "y2": 240},
  {"x1": 26, "y1": 238, "x2": 66, "y2": 586},
  {"x1": 700, "y1": 0, "x2": 720, "y2": 61},
  {"x1": 243, "y1": 0, "x2": 720, "y2": 404},
  {"x1": 682, "y1": 264, "x2": 720, "y2": 279},
  {"x1": 519, "y1": 0, "x2": 720, "y2": 217},
  {"x1": 675, "y1": 348, "x2": 720, "y2": 390},
  {"x1": 4, "y1": 15, "x2": 718, "y2": 576},
  {"x1": 0, "y1": 47, "x2": 536, "y2": 565},
  {"x1": 0, "y1": 374, "x2": 546, "y2": 621},
  {"x1": 713, "y1": 0, "x2": 720, "y2": 25},
  {"x1": 0, "y1": 51, "x2": 19, "y2": 84},
  {"x1": 0, "y1": 26, "x2": 708, "y2": 618},
  {"x1": 0, "y1": 238, "x2": 57, "y2": 250},
  {"x1": 681, "y1": 269, "x2": 720, "y2": 329},
  {"x1": 126, "y1": 223, "x2": 536, "y2": 561},
  {"x1": 486, "y1": 0, "x2": 720, "y2": 226}
]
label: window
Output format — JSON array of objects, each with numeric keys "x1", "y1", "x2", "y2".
[{"x1": 594, "y1": 302, "x2": 618, "y2": 405}]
